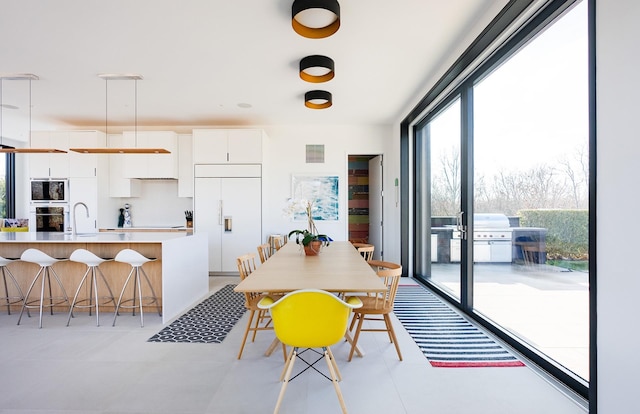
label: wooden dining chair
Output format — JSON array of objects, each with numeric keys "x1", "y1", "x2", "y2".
[
  {"x1": 346, "y1": 260, "x2": 403, "y2": 362},
  {"x1": 356, "y1": 244, "x2": 374, "y2": 261},
  {"x1": 236, "y1": 253, "x2": 286, "y2": 360},
  {"x1": 257, "y1": 243, "x2": 272, "y2": 264}
]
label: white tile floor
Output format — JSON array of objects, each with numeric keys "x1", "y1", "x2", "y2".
[{"x1": 0, "y1": 277, "x2": 588, "y2": 414}]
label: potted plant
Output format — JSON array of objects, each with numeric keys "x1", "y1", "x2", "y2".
[{"x1": 286, "y1": 199, "x2": 332, "y2": 256}]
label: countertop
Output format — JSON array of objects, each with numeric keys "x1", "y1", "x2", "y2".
[{"x1": 0, "y1": 231, "x2": 193, "y2": 243}]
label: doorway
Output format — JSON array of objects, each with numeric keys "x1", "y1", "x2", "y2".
[{"x1": 347, "y1": 154, "x2": 383, "y2": 260}]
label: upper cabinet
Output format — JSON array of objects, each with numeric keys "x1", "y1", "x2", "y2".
[
  {"x1": 178, "y1": 135, "x2": 194, "y2": 198},
  {"x1": 29, "y1": 130, "x2": 106, "y2": 178},
  {"x1": 29, "y1": 131, "x2": 70, "y2": 178},
  {"x1": 122, "y1": 131, "x2": 179, "y2": 179},
  {"x1": 68, "y1": 131, "x2": 107, "y2": 177},
  {"x1": 192, "y1": 129, "x2": 264, "y2": 164}
]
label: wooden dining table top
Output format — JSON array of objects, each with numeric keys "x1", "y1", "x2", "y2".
[{"x1": 233, "y1": 241, "x2": 387, "y2": 294}]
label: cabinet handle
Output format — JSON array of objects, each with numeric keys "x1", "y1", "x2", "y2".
[{"x1": 219, "y1": 200, "x2": 223, "y2": 225}]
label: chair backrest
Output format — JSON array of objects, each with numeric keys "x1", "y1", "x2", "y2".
[
  {"x1": 356, "y1": 244, "x2": 375, "y2": 261},
  {"x1": 257, "y1": 243, "x2": 272, "y2": 263},
  {"x1": 367, "y1": 260, "x2": 402, "y2": 310},
  {"x1": 236, "y1": 254, "x2": 258, "y2": 280},
  {"x1": 258, "y1": 289, "x2": 362, "y2": 348}
]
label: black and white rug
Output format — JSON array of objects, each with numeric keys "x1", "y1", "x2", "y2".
[
  {"x1": 148, "y1": 284, "x2": 246, "y2": 344},
  {"x1": 394, "y1": 284, "x2": 525, "y2": 368}
]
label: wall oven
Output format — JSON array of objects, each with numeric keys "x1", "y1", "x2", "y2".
[
  {"x1": 30, "y1": 179, "x2": 68, "y2": 204},
  {"x1": 29, "y1": 205, "x2": 69, "y2": 233}
]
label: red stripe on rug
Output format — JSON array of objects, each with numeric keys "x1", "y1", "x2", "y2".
[{"x1": 430, "y1": 361, "x2": 525, "y2": 368}]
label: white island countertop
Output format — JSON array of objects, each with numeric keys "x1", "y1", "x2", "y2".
[{"x1": 0, "y1": 231, "x2": 192, "y2": 243}]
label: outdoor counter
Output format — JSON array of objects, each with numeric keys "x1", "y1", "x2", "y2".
[{"x1": 0, "y1": 231, "x2": 209, "y2": 324}]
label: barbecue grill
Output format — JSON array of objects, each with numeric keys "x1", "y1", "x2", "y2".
[{"x1": 450, "y1": 213, "x2": 513, "y2": 263}]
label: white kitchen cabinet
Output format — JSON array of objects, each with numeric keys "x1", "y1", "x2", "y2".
[
  {"x1": 69, "y1": 177, "x2": 99, "y2": 234},
  {"x1": 194, "y1": 164, "x2": 262, "y2": 273},
  {"x1": 122, "y1": 131, "x2": 178, "y2": 179},
  {"x1": 68, "y1": 131, "x2": 107, "y2": 177},
  {"x1": 178, "y1": 135, "x2": 193, "y2": 197},
  {"x1": 192, "y1": 129, "x2": 264, "y2": 164},
  {"x1": 108, "y1": 134, "x2": 141, "y2": 197},
  {"x1": 29, "y1": 131, "x2": 70, "y2": 178}
]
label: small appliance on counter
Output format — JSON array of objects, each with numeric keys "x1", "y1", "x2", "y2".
[{"x1": 123, "y1": 203, "x2": 132, "y2": 228}]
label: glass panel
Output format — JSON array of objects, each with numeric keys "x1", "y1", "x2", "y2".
[
  {"x1": 472, "y1": 2, "x2": 588, "y2": 380},
  {"x1": 0, "y1": 154, "x2": 5, "y2": 217},
  {"x1": 415, "y1": 98, "x2": 462, "y2": 300}
]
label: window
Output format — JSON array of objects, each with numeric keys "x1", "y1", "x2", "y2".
[{"x1": 405, "y1": 0, "x2": 590, "y2": 400}]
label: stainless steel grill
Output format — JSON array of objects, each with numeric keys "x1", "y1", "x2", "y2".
[{"x1": 451, "y1": 213, "x2": 513, "y2": 263}]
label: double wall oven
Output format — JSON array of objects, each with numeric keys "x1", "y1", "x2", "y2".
[{"x1": 29, "y1": 179, "x2": 69, "y2": 233}]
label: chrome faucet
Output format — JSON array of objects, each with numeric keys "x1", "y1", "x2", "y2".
[{"x1": 72, "y1": 202, "x2": 89, "y2": 236}]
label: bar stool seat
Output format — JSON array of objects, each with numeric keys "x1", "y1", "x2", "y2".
[
  {"x1": 18, "y1": 248, "x2": 71, "y2": 328},
  {"x1": 66, "y1": 249, "x2": 116, "y2": 327},
  {"x1": 0, "y1": 255, "x2": 27, "y2": 315},
  {"x1": 112, "y1": 249, "x2": 162, "y2": 327}
]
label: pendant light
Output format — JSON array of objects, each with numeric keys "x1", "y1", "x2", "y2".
[
  {"x1": 292, "y1": 0, "x2": 340, "y2": 39},
  {"x1": 70, "y1": 74, "x2": 170, "y2": 154},
  {"x1": 0, "y1": 74, "x2": 67, "y2": 153}
]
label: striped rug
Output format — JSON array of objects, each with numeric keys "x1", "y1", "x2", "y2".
[{"x1": 394, "y1": 284, "x2": 525, "y2": 368}]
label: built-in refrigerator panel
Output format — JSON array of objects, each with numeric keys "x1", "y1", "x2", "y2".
[{"x1": 194, "y1": 164, "x2": 262, "y2": 274}]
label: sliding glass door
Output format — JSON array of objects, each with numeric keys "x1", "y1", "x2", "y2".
[{"x1": 413, "y1": 1, "x2": 589, "y2": 385}]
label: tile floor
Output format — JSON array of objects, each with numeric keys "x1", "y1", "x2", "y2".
[{"x1": 0, "y1": 276, "x2": 588, "y2": 414}]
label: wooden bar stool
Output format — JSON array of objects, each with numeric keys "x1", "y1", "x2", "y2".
[
  {"x1": 112, "y1": 249, "x2": 161, "y2": 327},
  {"x1": 0, "y1": 255, "x2": 27, "y2": 315},
  {"x1": 66, "y1": 249, "x2": 116, "y2": 327},
  {"x1": 17, "y1": 248, "x2": 71, "y2": 328}
]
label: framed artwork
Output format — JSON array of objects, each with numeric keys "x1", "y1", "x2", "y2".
[{"x1": 292, "y1": 175, "x2": 339, "y2": 221}]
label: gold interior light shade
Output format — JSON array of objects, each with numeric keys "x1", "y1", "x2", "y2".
[
  {"x1": 304, "y1": 90, "x2": 332, "y2": 109},
  {"x1": 300, "y1": 55, "x2": 335, "y2": 83},
  {"x1": 292, "y1": 0, "x2": 340, "y2": 39}
]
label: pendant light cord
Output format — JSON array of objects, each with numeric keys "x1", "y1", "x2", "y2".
[
  {"x1": 0, "y1": 79, "x2": 3, "y2": 148},
  {"x1": 28, "y1": 78, "x2": 32, "y2": 148}
]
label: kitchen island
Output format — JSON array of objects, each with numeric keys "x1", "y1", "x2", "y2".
[{"x1": 0, "y1": 231, "x2": 208, "y2": 324}]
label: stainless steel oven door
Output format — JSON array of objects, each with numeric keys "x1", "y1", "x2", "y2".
[
  {"x1": 32, "y1": 206, "x2": 69, "y2": 232},
  {"x1": 30, "y1": 179, "x2": 68, "y2": 203}
]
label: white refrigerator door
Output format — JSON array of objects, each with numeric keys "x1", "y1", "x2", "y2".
[
  {"x1": 220, "y1": 177, "x2": 262, "y2": 272},
  {"x1": 194, "y1": 177, "x2": 222, "y2": 273},
  {"x1": 194, "y1": 177, "x2": 262, "y2": 273}
]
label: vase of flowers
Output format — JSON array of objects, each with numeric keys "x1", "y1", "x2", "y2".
[{"x1": 286, "y1": 199, "x2": 332, "y2": 256}]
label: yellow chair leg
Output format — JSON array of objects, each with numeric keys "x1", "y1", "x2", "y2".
[
  {"x1": 274, "y1": 348, "x2": 297, "y2": 414},
  {"x1": 326, "y1": 346, "x2": 342, "y2": 382},
  {"x1": 324, "y1": 349, "x2": 348, "y2": 414}
]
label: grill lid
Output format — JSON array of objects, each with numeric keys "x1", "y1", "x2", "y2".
[{"x1": 474, "y1": 213, "x2": 510, "y2": 229}]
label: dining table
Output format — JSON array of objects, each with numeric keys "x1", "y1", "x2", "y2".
[{"x1": 234, "y1": 240, "x2": 387, "y2": 357}]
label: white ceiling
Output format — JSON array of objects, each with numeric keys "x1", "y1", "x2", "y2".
[{"x1": 0, "y1": 0, "x2": 508, "y2": 143}]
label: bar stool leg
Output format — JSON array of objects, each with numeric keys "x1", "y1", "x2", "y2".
[
  {"x1": 17, "y1": 267, "x2": 45, "y2": 327},
  {"x1": 1, "y1": 266, "x2": 28, "y2": 315}
]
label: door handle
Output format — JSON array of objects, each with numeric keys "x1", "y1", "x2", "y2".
[
  {"x1": 456, "y1": 211, "x2": 468, "y2": 240},
  {"x1": 218, "y1": 200, "x2": 223, "y2": 225}
]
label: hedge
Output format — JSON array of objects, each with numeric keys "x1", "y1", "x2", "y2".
[{"x1": 518, "y1": 209, "x2": 589, "y2": 260}]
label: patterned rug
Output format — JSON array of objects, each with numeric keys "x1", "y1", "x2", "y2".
[
  {"x1": 394, "y1": 285, "x2": 525, "y2": 368},
  {"x1": 148, "y1": 284, "x2": 246, "y2": 344}
]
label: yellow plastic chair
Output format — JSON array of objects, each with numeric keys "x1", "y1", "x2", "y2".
[{"x1": 258, "y1": 289, "x2": 362, "y2": 414}]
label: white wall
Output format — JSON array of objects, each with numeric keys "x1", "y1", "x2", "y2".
[
  {"x1": 261, "y1": 124, "x2": 400, "y2": 263},
  {"x1": 596, "y1": 0, "x2": 640, "y2": 411},
  {"x1": 110, "y1": 180, "x2": 193, "y2": 228}
]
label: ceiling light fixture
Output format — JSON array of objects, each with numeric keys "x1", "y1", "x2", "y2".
[
  {"x1": 304, "y1": 90, "x2": 332, "y2": 109},
  {"x1": 70, "y1": 74, "x2": 170, "y2": 154},
  {"x1": 0, "y1": 74, "x2": 67, "y2": 154},
  {"x1": 292, "y1": 0, "x2": 340, "y2": 39},
  {"x1": 299, "y1": 55, "x2": 335, "y2": 83}
]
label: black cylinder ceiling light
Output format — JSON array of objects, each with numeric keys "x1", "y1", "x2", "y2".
[
  {"x1": 299, "y1": 55, "x2": 335, "y2": 83},
  {"x1": 292, "y1": 0, "x2": 340, "y2": 39},
  {"x1": 305, "y1": 90, "x2": 332, "y2": 109}
]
